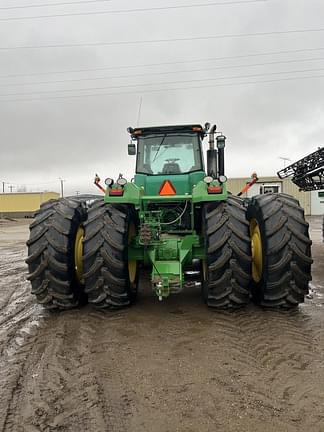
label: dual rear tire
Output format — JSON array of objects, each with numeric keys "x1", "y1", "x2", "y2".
[
  {"x1": 202, "y1": 193, "x2": 312, "y2": 309},
  {"x1": 26, "y1": 198, "x2": 137, "y2": 310}
]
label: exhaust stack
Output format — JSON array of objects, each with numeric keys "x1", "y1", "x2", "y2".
[
  {"x1": 216, "y1": 135, "x2": 226, "y2": 176},
  {"x1": 207, "y1": 125, "x2": 218, "y2": 178}
]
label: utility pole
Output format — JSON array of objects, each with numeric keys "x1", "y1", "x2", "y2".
[
  {"x1": 59, "y1": 178, "x2": 65, "y2": 198},
  {"x1": 279, "y1": 157, "x2": 292, "y2": 168},
  {"x1": 2, "y1": 181, "x2": 5, "y2": 193}
]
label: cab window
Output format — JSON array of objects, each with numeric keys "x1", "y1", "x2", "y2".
[{"x1": 136, "y1": 133, "x2": 203, "y2": 175}]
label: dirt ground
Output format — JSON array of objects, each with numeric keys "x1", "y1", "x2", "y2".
[{"x1": 0, "y1": 217, "x2": 323, "y2": 432}]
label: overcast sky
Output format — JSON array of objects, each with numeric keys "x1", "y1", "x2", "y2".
[{"x1": 0, "y1": 0, "x2": 323, "y2": 195}]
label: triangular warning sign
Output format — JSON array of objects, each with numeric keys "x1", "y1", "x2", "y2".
[{"x1": 159, "y1": 180, "x2": 176, "y2": 196}]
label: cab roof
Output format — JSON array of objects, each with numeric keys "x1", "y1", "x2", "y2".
[{"x1": 129, "y1": 124, "x2": 206, "y2": 139}]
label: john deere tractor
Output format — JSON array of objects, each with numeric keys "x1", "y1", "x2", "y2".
[{"x1": 26, "y1": 123, "x2": 312, "y2": 309}]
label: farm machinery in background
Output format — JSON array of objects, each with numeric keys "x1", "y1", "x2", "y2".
[
  {"x1": 26, "y1": 123, "x2": 312, "y2": 310},
  {"x1": 277, "y1": 147, "x2": 324, "y2": 240}
]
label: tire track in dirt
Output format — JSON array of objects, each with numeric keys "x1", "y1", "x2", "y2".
[
  {"x1": 93, "y1": 294, "x2": 281, "y2": 431},
  {"x1": 0, "y1": 245, "x2": 48, "y2": 432},
  {"x1": 115, "y1": 293, "x2": 324, "y2": 431},
  {"x1": 0, "y1": 248, "x2": 43, "y2": 358},
  {"x1": 237, "y1": 307, "x2": 324, "y2": 429},
  {"x1": 13, "y1": 316, "x2": 105, "y2": 431},
  {"x1": 1, "y1": 309, "x2": 136, "y2": 432}
]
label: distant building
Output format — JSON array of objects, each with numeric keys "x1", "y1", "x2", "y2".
[
  {"x1": 227, "y1": 176, "x2": 324, "y2": 215},
  {"x1": 0, "y1": 192, "x2": 59, "y2": 218}
]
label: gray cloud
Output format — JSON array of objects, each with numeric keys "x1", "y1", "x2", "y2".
[{"x1": 0, "y1": 0, "x2": 323, "y2": 195}]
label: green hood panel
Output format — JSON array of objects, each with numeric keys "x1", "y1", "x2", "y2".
[{"x1": 134, "y1": 171, "x2": 205, "y2": 196}]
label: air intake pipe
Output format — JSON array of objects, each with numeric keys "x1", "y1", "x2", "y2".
[
  {"x1": 216, "y1": 135, "x2": 226, "y2": 176},
  {"x1": 207, "y1": 125, "x2": 217, "y2": 178}
]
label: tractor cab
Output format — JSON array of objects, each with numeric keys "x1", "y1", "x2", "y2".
[{"x1": 128, "y1": 124, "x2": 207, "y2": 196}]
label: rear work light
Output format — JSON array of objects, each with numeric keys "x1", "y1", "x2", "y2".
[
  {"x1": 208, "y1": 185, "x2": 222, "y2": 194},
  {"x1": 109, "y1": 189, "x2": 124, "y2": 196},
  {"x1": 117, "y1": 177, "x2": 127, "y2": 186},
  {"x1": 105, "y1": 177, "x2": 114, "y2": 187}
]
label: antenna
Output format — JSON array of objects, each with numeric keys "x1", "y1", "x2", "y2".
[{"x1": 136, "y1": 96, "x2": 143, "y2": 126}]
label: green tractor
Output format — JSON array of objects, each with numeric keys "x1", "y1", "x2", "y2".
[{"x1": 26, "y1": 123, "x2": 313, "y2": 309}]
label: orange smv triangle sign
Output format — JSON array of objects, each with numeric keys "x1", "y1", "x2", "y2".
[{"x1": 159, "y1": 180, "x2": 177, "y2": 196}]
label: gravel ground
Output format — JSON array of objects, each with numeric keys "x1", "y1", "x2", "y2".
[{"x1": 0, "y1": 217, "x2": 323, "y2": 432}]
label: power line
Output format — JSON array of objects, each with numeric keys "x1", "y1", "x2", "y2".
[
  {"x1": 1, "y1": 46, "x2": 324, "y2": 80},
  {"x1": 3, "y1": 56, "x2": 324, "y2": 88},
  {"x1": 0, "y1": 0, "x2": 114, "y2": 10},
  {"x1": 1, "y1": 73, "x2": 324, "y2": 103},
  {"x1": 0, "y1": 0, "x2": 267, "y2": 21},
  {"x1": 2, "y1": 66, "x2": 324, "y2": 97},
  {"x1": 1, "y1": 28, "x2": 324, "y2": 50}
]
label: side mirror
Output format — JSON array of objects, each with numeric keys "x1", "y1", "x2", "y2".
[{"x1": 128, "y1": 144, "x2": 136, "y2": 155}]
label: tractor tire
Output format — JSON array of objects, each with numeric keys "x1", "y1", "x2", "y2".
[
  {"x1": 83, "y1": 200, "x2": 138, "y2": 309},
  {"x1": 247, "y1": 193, "x2": 312, "y2": 308},
  {"x1": 202, "y1": 195, "x2": 252, "y2": 308},
  {"x1": 26, "y1": 198, "x2": 87, "y2": 309}
]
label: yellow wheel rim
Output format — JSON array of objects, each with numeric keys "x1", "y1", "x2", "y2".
[
  {"x1": 128, "y1": 260, "x2": 137, "y2": 284},
  {"x1": 128, "y1": 223, "x2": 137, "y2": 284},
  {"x1": 74, "y1": 226, "x2": 84, "y2": 284},
  {"x1": 250, "y1": 218, "x2": 263, "y2": 283}
]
